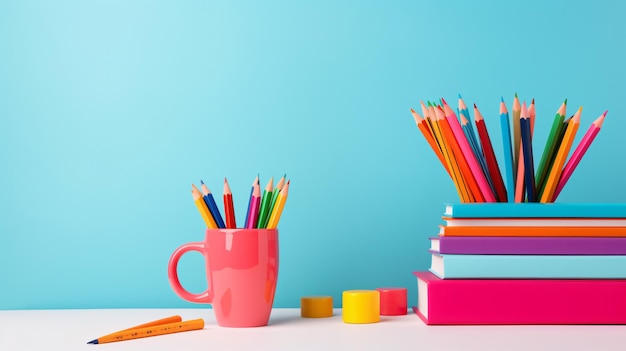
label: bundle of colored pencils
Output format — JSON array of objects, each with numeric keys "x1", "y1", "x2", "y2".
[
  {"x1": 410, "y1": 95, "x2": 606, "y2": 203},
  {"x1": 191, "y1": 175, "x2": 290, "y2": 229}
]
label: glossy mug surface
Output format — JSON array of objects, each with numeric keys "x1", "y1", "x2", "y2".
[{"x1": 168, "y1": 228, "x2": 279, "y2": 327}]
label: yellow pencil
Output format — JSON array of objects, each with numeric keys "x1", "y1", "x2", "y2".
[
  {"x1": 87, "y1": 318, "x2": 204, "y2": 344},
  {"x1": 266, "y1": 180, "x2": 290, "y2": 229},
  {"x1": 192, "y1": 185, "x2": 218, "y2": 229},
  {"x1": 540, "y1": 107, "x2": 582, "y2": 203}
]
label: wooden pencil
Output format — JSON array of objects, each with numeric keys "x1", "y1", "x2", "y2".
[
  {"x1": 520, "y1": 102, "x2": 537, "y2": 202},
  {"x1": 535, "y1": 99, "x2": 567, "y2": 193},
  {"x1": 540, "y1": 107, "x2": 581, "y2": 203},
  {"x1": 223, "y1": 178, "x2": 237, "y2": 228},
  {"x1": 553, "y1": 111, "x2": 607, "y2": 201},
  {"x1": 474, "y1": 103, "x2": 508, "y2": 202}
]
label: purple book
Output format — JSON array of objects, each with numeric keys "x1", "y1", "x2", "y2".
[{"x1": 430, "y1": 236, "x2": 626, "y2": 255}]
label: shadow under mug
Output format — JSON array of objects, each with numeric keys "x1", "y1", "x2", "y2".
[{"x1": 168, "y1": 228, "x2": 279, "y2": 327}]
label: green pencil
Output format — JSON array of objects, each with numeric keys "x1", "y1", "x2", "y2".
[
  {"x1": 256, "y1": 177, "x2": 274, "y2": 228},
  {"x1": 535, "y1": 99, "x2": 567, "y2": 193}
]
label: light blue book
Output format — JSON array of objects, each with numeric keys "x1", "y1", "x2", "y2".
[
  {"x1": 430, "y1": 253, "x2": 626, "y2": 279},
  {"x1": 444, "y1": 202, "x2": 626, "y2": 218}
]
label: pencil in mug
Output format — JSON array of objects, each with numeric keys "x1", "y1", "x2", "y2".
[
  {"x1": 268, "y1": 174, "x2": 286, "y2": 221},
  {"x1": 192, "y1": 185, "x2": 218, "y2": 229},
  {"x1": 87, "y1": 317, "x2": 204, "y2": 344},
  {"x1": 552, "y1": 110, "x2": 607, "y2": 201},
  {"x1": 520, "y1": 102, "x2": 537, "y2": 202},
  {"x1": 474, "y1": 103, "x2": 507, "y2": 202},
  {"x1": 245, "y1": 181, "x2": 262, "y2": 228},
  {"x1": 200, "y1": 180, "x2": 225, "y2": 228},
  {"x1": 256, "y1": 177, "x2": 274, "y2": 228},
  {"x1": 499, "y1": 97, "x2": 516, "y2": 202},
  {"x1": 243, "y1": 174, "x2": 259, "y2": 230},
  {"x1": 223, "y1": 178, "x2": 237, "y2": 228},
  {"x1": 266, "y1": 180, "x2": 290, "y2": 229},
  {"x1": 540, "y1": 107, "x2": 581, "y2": 203}
]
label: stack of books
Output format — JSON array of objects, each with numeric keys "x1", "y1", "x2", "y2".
[{"x1": 413, "y1": 202, "x2": 626, "y2": 325}]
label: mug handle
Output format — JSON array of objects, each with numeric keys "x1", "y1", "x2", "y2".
[{"x1": 167, "y1": 241, "x2": 213, "y2": 304}]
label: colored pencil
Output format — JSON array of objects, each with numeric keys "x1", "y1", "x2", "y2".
[
  {"x1": 411, "y1": 108, "x2": 450, "y2": 175},
  {"x1": 540, "y1": 107, "x2": 582, "y2": 203},
  {"x1": 243, "y1": 174, "x2": 259, "y2": 229},
  {"x1": 223, "y1": 178, "x2": 237, "y2": 228},
  {"x1": 435, "y1": 104, "x2": 477, "y2": 202},
  {"x1": 514, "y1": 98, "x2": 537, "y2": 202},
  {"x1": 87, "y1": 318, "x2": 204, "y2": 344},
  {"x1": 535, "y1": 99, "x2": 567, "y2": 193},
  {"x1": 499, "y1": 98, "x2": 515, "y2": 202},
  {"x1": 200, "y1": 180, "x2": 226, "y2": 228},
  {"x1": 442, "y1": 99, "x2": 495, "y2": 202},
  {"x1": 266, "y1": 180, "x2": 290, "y2": 229},
  {"x1": 429, "y1": 102, "x2": 472, "y2": 202},
  {"x1": 268, "y1": 174, "x2": 286, "y2": 219},
  {"x1": 511, "y1": 93, "x2": 522, "y2": 173},
  {"x1": 246, "y1": 181, "x2": 262, "y2": 228},
  {"x1": 520, "y1": 102, "x2": 537, "y2": 202},
  {"x1": 459, "y1": 111, "x2": 490, "y2": 191},
  {"x1": 192, "y1": 185, "x2": 218, "y2": 229},
  {"x1": 553, "y1": 111, "x2": 607, "y2": 201},
  {"x1": 421, "y1": 101, "x2": 440, "y2": 152},
  {"x1": 474, "y1": 104, "x2": 507, "y2": 202},
  {"x1": 256, "y1": 177, "x2": 274, "y2": 228}
]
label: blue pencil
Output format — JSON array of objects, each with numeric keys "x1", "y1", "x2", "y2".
[
  {"x1": 200, "y1": 180, "x2": 226, "y2": 228},
  {"x1": 242, "y1": 174, "x2": 259, "y2": 229},
  {"x1": 499, "y1": 97, "x2": 515, "y2": 202},
  {"x1": 520, "y1": 102, "x2": 537, "y2": 202}
]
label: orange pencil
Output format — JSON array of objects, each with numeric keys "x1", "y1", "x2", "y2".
[
  {"x1": 428, "y1": 102, "x2": 472, "y2": 202},
  {"x1": 410, "y1": 108, "x2": 450, "y2": 175},
  {"x1": 436, "y1": 105, "x2": 483, "y2": 202},
  {"x1": 223, "y1": 178, "x2": 237, "y2": 228},
  {"x1": 87, "y1": 318, "x2": 204, "y2": 344},
  {"x1": 266, "y1": 180, "x2": 290, "y2": 229},
  {"x1": 540, "y1": 107, "x2": 582, "y2": 203}
]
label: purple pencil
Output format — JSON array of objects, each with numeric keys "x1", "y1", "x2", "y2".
[{"x1": 245, "y1": 181, "x2": 262, "y2": 229}]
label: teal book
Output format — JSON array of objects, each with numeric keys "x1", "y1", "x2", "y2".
[
  {"x1": 444, "y1": 202, "x2": 626, "y2": 218},
  {"x1": 430, "y1": 253, "x2": 626, "y2": 279}
]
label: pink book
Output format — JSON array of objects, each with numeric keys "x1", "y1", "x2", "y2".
[{"x1": 413, "y1": 271, "x2": 626, "y2": 325}]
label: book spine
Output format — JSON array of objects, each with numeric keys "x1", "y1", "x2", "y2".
[
  {"x1": 433, "y1": 254, "x2": 626, "y2": 279},
  {"x1": 444, "y1": 203, "x2": 626, "y2": 218},
  {"x1": 416, "y1": 272, "x2": 626, "y2": 324},
  {"x1": 436, "y1": 236, "x2": 626, "y2": 255}
]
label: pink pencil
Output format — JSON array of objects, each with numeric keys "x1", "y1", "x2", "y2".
[
  {"x1": 245, "y1": 181, "x2": 262, "y2": 228},
  {"x1": 514, "y1": 98, "x2": 536, "y2": 202},
  {"x1": 442, "y1": 99, "x2": 496, "y2": 202},
  {"x1": 552, "y1": 111, "x2": 607, "y2": 201}
]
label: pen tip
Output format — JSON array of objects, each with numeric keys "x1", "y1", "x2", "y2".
[{"x1": 87, "y1": 340, "x2": 98, "y2": 344}]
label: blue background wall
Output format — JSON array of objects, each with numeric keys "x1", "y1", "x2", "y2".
[{"x1": 2, "y1": 0, "x2": 625, "y2": 309}]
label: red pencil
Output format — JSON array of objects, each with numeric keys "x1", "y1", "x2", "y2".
[
  {"x1": 223, "y1": 178, "x2": 237, "y2": 228},
  {"x1": 474, "y1": 104, "x2": 508, "y2": 202}
]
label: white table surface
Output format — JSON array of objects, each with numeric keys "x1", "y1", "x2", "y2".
[{"x1": 1, "y1": 308, "x2": 625, "y2": 351}]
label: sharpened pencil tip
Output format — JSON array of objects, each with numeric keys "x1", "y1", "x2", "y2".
[
  {"x1": 531, "y1": 98, "x2": 535, "y2": 104},
  {"x1": 564, "y1": 98, "x2": 568, "y2": 105},
  {"x1": 501, "y1": 96, "x2": 504, "y2": 102},
  {"x1": 458, "y1": 93, "x2": 462, "y2": 99},
  {"x1": 200, "y1": 180, "x2": 204, "y2": 185},
  {"x1": 87, "y1": 340, "x2": 98, "y2": 344},
  {"x1": 474, "y1": 103, "x2": 477, "y2": 109},
  {"x1": 441, "y1": 97, "x2": 447, "y2": 105},
  {"x1": 603, "y1": 110, "x2": 608, "y2": 116},
  {"x1": 514, "y1": 92, "x2": 518, "y2": 98}
]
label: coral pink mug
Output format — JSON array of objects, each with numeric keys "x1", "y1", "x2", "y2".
[{"x1": 168, "y1": 228, "x2": 279, "y2": 327}]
